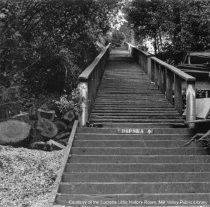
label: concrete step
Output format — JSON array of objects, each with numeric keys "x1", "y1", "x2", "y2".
[
  {"x1": 95, "y1": 98, "x2": 168, "y2": 101},
  {"x1": 91, "y1": 107, "x2": 176, "y2": 110},
  {"x1": 64, "y1": 163, "x2": 210, "y2": 172},
  {"x1": 62, "y1": 172, "x2": 210, "y2": 182},
  {"x1": 68, "y1": 155, "x2": 207, "y2": 164},
  {"x1": 97, "y1": 91, "x2": 163, "y2": 94},
  {"x1": 99, "y1": 123, "x2": 186, "y2": 128},
  {"x1": 95, "y1": 99, "x2": 168, "y2": 102},
  {"x1": 76, "y1": 127, "x2": 191, "y2": 134},
  {"x1": 91, "y1": 106, "x2": 175, "y2": 109},
  {"x1": 97, "y1": 93, "x2": 164, "y2": 97},
  {"x1": 91, "y1": 111, "x2": 180, "y2": 115},
  {"x1": 55, "y1": 193, "x2": 210, "y2": 206},
  {"x1": 89, "y1": 119, "x2": 185, "y2": 123},
  {"x1": 58, "y1": 182, "x2": 210, "y2": 194},
  {"x1": 72, "y1": 140, "x2": 192, "y2": 148},
  {"x1": 75, "y1": 134, "x2": 191, "y2": 140},
  {"x1": 90, "y1": 115, "x2": 182, "y2": 119},
  {"x1": 93, "y1": 102, "x2": 172, "y2": 105},
  {"x1": 71, "y1": 147, "x2": 206, "y2": 155}
]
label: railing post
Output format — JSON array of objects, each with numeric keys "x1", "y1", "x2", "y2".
[
  {"x1": 174, "y1": 74, "x2": 183, "y2": 114},
  {"x1": 78, "y1": 81, "x2": 88, "y2": 126},
  {"x1": 154, "y1": 62, "x2": 158, "y2": 85},
  {"x1": 159, "y1": 66, "x2": 166, "y2": 93},
  {"x1": 166, "y1": 70, "x2": 173, "y2": 104},
  {"x1": 147, "y1": 56, "x2": 151, "y2": 78},
  {"x1": 138, "y1": 53, "x2": 141, "y2": 67},
  {"x1": 186, "y1": 81, "x2": 196, "y2": 129},
  {"x1": 77, "y1": 44, "x2": 110, "y2": 127},
  {"x1": 157, "y1": 65, "x2": 161, "y2": 89}
]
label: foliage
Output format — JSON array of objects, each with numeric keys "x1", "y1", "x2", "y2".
[
  {"x1": 0, "y1": 0, "x2": 122, "y2": 120},
  {"x1": 53, "y1": 88, "x2": 82, "y2": 117},
  {"x1": 111, "y1": 29, "x2": 125, "y2": 47},
  {"x1": 0, "y1": 0, "x2": 117, "y2": 94},
  {"x1": 125, "y1": 0, "x2": 210, "y2": 59}
]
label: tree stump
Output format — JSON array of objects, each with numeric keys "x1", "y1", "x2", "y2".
[
  {"x1": 0, "y1": 120, "x2": 31, "y2": 146},
  {"x1": 37, "y1": 118, "x2": 58, "y2": 138}
]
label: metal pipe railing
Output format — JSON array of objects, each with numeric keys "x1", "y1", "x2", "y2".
[
  {"x1": 126, "y1": 43, "x2": 196, "y2": 129},
  {"x1": 78, "y1": 44, "x2": 111, "y2": 126}
]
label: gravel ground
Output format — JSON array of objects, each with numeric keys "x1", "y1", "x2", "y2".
[{"x1": 0, "y1": 145, "x2": 65, "y2": 207}]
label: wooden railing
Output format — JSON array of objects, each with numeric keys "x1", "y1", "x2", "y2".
[
  {"x1": 126, "y1": 43, "x2": 196, "y2": 128},
  {"x1": 78, "y1": 44, "x2": 111, "y2": 126}
]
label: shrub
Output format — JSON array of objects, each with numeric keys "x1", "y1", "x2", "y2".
[{"x1": 0, "y1": 0, "x2": 113, "y2": 94}]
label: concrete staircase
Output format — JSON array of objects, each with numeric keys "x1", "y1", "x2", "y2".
[{"x1": 54, "y1": 48, "x2": 210, "y2": 206}]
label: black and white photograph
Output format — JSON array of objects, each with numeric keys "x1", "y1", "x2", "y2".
[{"x1": 0, "y1": 0, "x2": 210, "y2": 206}]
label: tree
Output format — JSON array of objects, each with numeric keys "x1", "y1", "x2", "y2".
[
  {"x1": 0, "y1": 0, "x2": 118, "y2": 94},
  {"x1": 124, "y1": 0, "x2": 210, "y2": 57},
  {"x1": 125, "y1": 0, "x2": 168, "y2": 54}
]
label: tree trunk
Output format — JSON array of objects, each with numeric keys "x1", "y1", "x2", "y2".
[{"x1": 0, "y1": 120, "x2": 31, "y2": 146}]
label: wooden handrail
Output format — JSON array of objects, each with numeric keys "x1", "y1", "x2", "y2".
[
  {"x1": 126, "y1": 42, "x2": 196, "y2": 128},
  {"x1": 78, "y1": 43, "x2": 111, "y2": 126},
  {"x1": 151, "y1": 57, "x2": 195, "y2": 82},
  {"x1": 79, "y1": 44, "x2": 111, "y2": 81},
  {"x1": 125, "y1": 42, "x2": 151, "y2": 56}
]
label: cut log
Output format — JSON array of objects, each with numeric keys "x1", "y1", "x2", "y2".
[
  {"x1": 37, "y1": 118, "x2": 58, "y2": 138},
  {"x1": 0, "y1": 120, "x2": 31, "y2": 146},
  {"x1": 46, "y1": 139, "x2": 65, "y2": 150},
  {"x1": 63, "y1": 110, "x2": 75, "y2": 122},
  {"x1": 56, "y1": 138, "x2": 68, "y2": 146},
  {"x1": 54, "y1": 120, "x2": 68, "y2": 133},
  {"x1": 12, "y1": 112, "x2": 30, "y2": 123},
  {"x1": 30, "y1": 141, "x2": 46, "y2": 150},
  {"x1": 37, "y1": 109, "x2": 55, "y2": 121},
  {"x1": 54, "y1": 132, "x2": 70, "y2": 140}
]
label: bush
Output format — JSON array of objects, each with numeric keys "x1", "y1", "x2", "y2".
[
  {"x1": 0, "y1": 0, "x2": 112, "y2": 94},
  {"x1": 111, "y1": 29, "x2": 125, "y2": 47}
]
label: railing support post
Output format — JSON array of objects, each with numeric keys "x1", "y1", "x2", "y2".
[
  {"x1": 147, "y1": 56, "x2": 151, "y2": 79},
  {"x1": 174, "y1": 74, "x2": 183, "y2": 114},
  {"x1": 77, "y1": 44, "x2": 110, "y2": 127},
  {"x1": 186, "y1": 82, "x2": 196, "y2": 129},
  {"x1": 166, "y1": 70, "x2": 173, "y2": 104},
  {"x1": 159, "y1": 66, "x2": 166, "y2": 93},
  {"x1": 78, "y1": 82, "x2": 88, "y2": 126}
]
